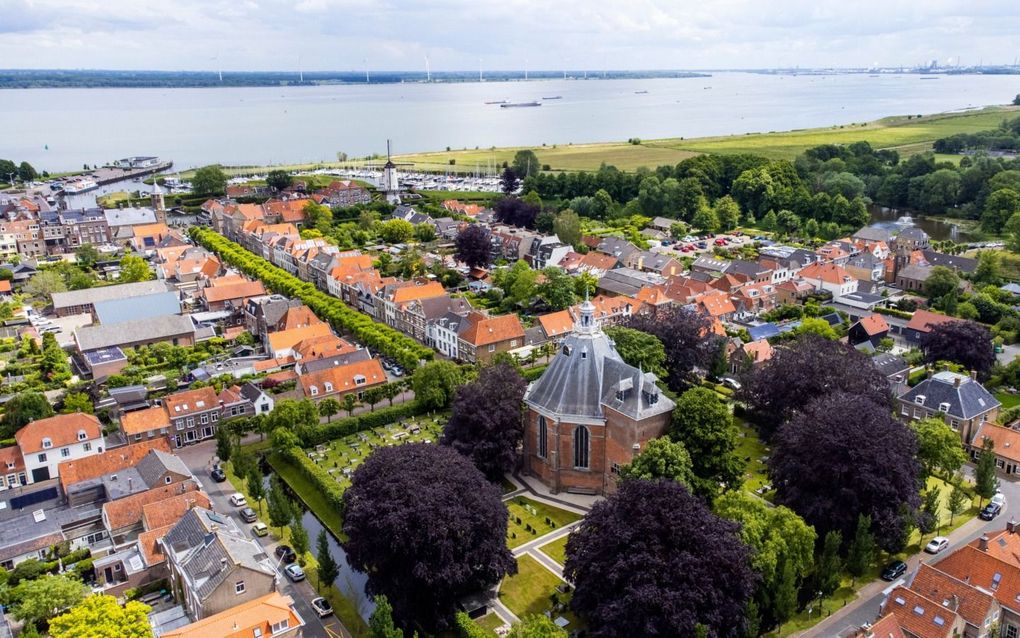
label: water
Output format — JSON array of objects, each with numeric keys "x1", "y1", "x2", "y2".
[
  {"x1": 867, "y1": 205, "x2": 972, "y2": 242},
  {"x1": 5, "y1": 72, "x2": 1019, "y2": 172}
]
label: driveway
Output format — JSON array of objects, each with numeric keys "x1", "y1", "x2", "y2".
[
  {"x1": 800, "y1": 468, "x2": 1020, "y2": 637},
  {"x1": 176, "y1": 440, "x2": 340, "y2": 638}
]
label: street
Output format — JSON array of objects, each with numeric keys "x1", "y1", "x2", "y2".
[
  {"x1": 801, "y1": 467, "x2": 1020, "y2": 637},
  {"x1": 175, "y1": 439, "x2": 342, "y2": 638}
]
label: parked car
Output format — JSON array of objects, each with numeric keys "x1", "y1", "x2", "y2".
[
  {"x1": 992, "y1": 492, "x2": 1007, "y2": 508},
  {"x1": 981, "y1": 502, "x2": 1003, "y2": 521},
  {"x1": 239, "y1": 507, "x2": 257, "y2": 523},
  {"x1": 311, "y1": 597, "x2": 333, "y2": 618},
  {"x1": 881, "y1": 560, "x2": 907, "y2": 581},
  {"x1": 210, "y1": 466, "x2": 226, "y2": 482},
  {"x1": 697, "y1": 241, "x2": 707, "y2": 249},
  {"x1": 275, "y1": 545, "x2": 297, "y2": 564},
  {"x1": 721, "y1": 377, "x2": 742, "y2": 391},
  {"x1": 391, "y1": 366, "x2": 404, "y2": 377},
  {"x1": 714, "y1": 238, "x2": 728, "y2": 246},
  {"x1": 284, "y1": 564, "x2": 305, "y2": 582},
  {"x1": 252, "y1": 522, "x2": 269, "y2": 537},
  {"x1": 925, "y1": 536, "x2": 949, "y2": 555},
  {"x1": 229, "y1": 493, "x2": 247, "y2": 508}
]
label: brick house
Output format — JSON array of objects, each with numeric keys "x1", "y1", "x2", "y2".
[
  {"x1": 457, "y1": 312, "x2": 526, "y2": 364},
  {"x1": 523, "y1": 300, "x2": 674, "y2": 494},
  {"x1": 897, "y1": 371, "x2": 1001, "y2": 445},
  {"x1": 163, "y1": 387, "x2": 222, "y2": 448}
]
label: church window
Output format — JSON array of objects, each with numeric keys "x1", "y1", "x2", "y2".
[
  {"x1": 538, "y1": 416, "x2": 548, "y2": 458},
  {"x1": 573, "y1": 426, "x2": 590, "y2": 469}
]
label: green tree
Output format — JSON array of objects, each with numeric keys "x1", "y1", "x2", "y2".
[
  {"x1": 603, "y1": 326, "x2": 667, "y2": 377},
  {"x1": 1006, "y1": 212, "x2": 1020, "y2": 253},
  {"x1": 11, "y1": 574, "x2": 88, "y2": 625},
  {"x1": 714, "y1": 195, "x2": 741, "y2": 231},
  {"x1": 974, "y1": 250, "x2": 1002, "y2": 286},
  {"x1": 368, "y1": 595, "x2": 403, "y2": 638},
  {"x1": 118, "y1": 255, "x2": 153, "y2": 283},
  {"x1": 919, "y1": 486, "x2": 942, "y2": 539},
  {"x1": 552, "y1": 209, "x2": 581, "y2": 248},
  {"x1": 215, "y1": 426, "x2": 233, "y2": 463},
  {"x1": 773, "y1": 558, "x2": 798, "y2": 630},
  {"x1": 315, "y1": 530, "x2": 340, "y2": 592},
  {"x1": 1, "y1": 392, "x2": 54, "y2": 438},
  {"x1": 670, "y1": 387, "x2": 743, "y2": 498},
  {"x1": 761, "y1": 210, "x2": 778, "y2": 232},
  {"x1": 266, "y1": 170, "x2": 292, "y2": 191},
  {"x1": 414, "y1": 223, "x2": 437, "y2": 242},
  {"x1": 362, "y1": 386, "x2": 386, "y2": 412},
  {"x1": 247, "y1": 467, "x2": 265, "y2": 514},
  {"x1": 507, "y1": 614, "x2": 569, "y2": 638},
  {"x1": 537, "y1": 268, "x2": 577, "y2": 310},
  {"x1": 512, "y1": 150, "x2": 542, "y2": 178},
  {"x1": 291, "y1": 513, "x2": 310, "y2": 566},
  {"x1": 411, "y1": 360, "x2": 463, "y2": 410},
  {"x1": 191, "y1": 166, "x2": 228, "y2": 196},
  {"x1": 341, "y1": 393, "x2": 358, "y2": 416},
  {"x1": 382, "y1": 382, "x2": 402, "y2": 406},
  {"x1": 975, "y1": 438, "x2": 999, "y2": 506},
  {"x1": 49, "y1": 595, "x2": 152, "y2": 638},
  {"x1": 924, "y1": 265, "x2": 960, "y2": 300},
  {"x1": 981, "y1": 188, "x2": 1020, "y2": 233},
  {"x1": 911, "y1": 417, "x2": 967, "y2": 479},
  {"x1": 948, "y1": 486, "x2": 967, "y2": 525},
  {"x1": 61, "y1": 392, "x2": 93, "y2": 415},
  {"x1": 379, "y1": 219, "x2": 414, "y2": 243},
  {"x1": 266, "y1": 477, "x2": 293, "y2": 535},
  {"x1": 574, "y1": 271, "x2": 598, "y2": 298},
  {"x1": 846, "y1": 514, "x2": 876, "y2": 584},
  {"x1": 816, "y1": 530, "x2": 843, "y2": 598},
  {"x1": 318, "y1": 397, "x2": 340, "y2": 422},
  {"x1": 691, "y1": 205, "x2": 719, "y2": 233},
  {"x1": 618, "y1": 437, "x2": 694, "y2": 486},
  {"x1": 17, "y1": 161, "x2": 37, "y2": 182},
  {"x1": 24, "y1": 270, "x2": 67, "y2": 298},
  {"x1": 73, "y1": 244, "x2": 100, "y2": 270},
  {"x1": 792, "y1": 316, "x2": 838, "y2": 340}
]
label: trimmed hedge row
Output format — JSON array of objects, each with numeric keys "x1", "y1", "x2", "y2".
[
  {"x1": 279, "y1": 445, "x2": 345, "y2": 512},
  {"x1": 299, "y1": 401, "x2": 427, "y2": 447},
  {"x1": 454, "y1": 612, "x2": 492, "y2": 638},
  {"x1": 189, "y1": 227, "x2": 433, "y2": 370},
  {"x1": 874, "y1": 306, "x2": 914, "y2": 320},
  {"x1": 522, "y1": 364, "x2": 548, "y2": 382}
]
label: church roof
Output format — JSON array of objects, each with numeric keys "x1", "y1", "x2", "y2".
[{"x1": 524, "y1": 300, "x2": 674, "y2": 421}]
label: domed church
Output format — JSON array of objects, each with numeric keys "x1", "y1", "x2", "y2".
[{"x1": 523, "y1": 299, "x2": 674, "y2": 494}]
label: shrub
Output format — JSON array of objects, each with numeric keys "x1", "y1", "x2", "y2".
[{"x1": 298, "y1": 402, "x2": 426, "y2": 447}]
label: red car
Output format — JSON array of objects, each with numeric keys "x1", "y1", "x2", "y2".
[{"x1": 714, "y1": 238, "x2": 728, "y2": 246}]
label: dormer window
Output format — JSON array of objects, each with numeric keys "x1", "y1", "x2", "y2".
[
  {"x1": 562, "y1": 345, "x2": 571, "y2": 356},
  {"x1": 41, "y1": 438, "x2": 52, "y2": 449},
  {"x1": 309, "y1": 386, "x2": 319, "y2": 396},
  {"x1": 938, "y1": 403, "x2": 950, "y2": 414},
  {"x1": 914, "y1": 395, "x2": 926, "y2": 405},
  {"x1": 324, "y1": 382, "x2": 333, "y2": 393},
  {"x1": 354, "y1": 375, "x2": 366, "y2": 386},
  {"x1": 77, "y1": 430, "x2": 87, "y2": 441}
]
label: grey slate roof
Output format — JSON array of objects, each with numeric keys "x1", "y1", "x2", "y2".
[
  {"x1": 872, "y1": 353, "x2": 910, "y2": 378},
  {"x1": 75, "y1": 314, "x2": 195, "y2": 351},
  {"x1": 597, "y1": 268, "x2": 666, "y2": 297},
  {"x1": 103, "y1": 207, "x2": 158, "y2": 227},
  {"x1": 136, "y1": 449, "x2": 192, "y2": 487},
  {"x1": 525, "y1": 301, "x2": 674, "y2": 421},
  {"x1": 852, "y1": 227, "x2": 894, "y2": 243},
  {"x1": 726, "y1": 259, "x2": 771, "y2": 278},
  {"x1": 52, "y1": 280, "x2": 169, "y2": 311},
  {"x1": 94, "y1": 291, "x2": 181, "y2": 326},
  {"x1": 299, "y1": 348, "x2": 372, "y2": 374},
  {"x1": 897, "y1": 264, "x2": 932, "y2": 282},
  {"x1": 922, "y1": 250, "x2": 977, "y2": 274},
  {"x1": 898, "y1": 371, "x2": 1000, "y2": 420},
  {"x1": 897, "y1": 227, "x2": 929, "y2": 242},
  {"x1": 596, "y1": 237, "x2": 639, "y2": 260}
]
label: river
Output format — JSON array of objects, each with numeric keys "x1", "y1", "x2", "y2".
[
  {"x1": 866, "y1": 205, "x2": 973, "y2": 242},
  {"x1": 5, "y1": 72, "x2": 1020, "y2": 171}
]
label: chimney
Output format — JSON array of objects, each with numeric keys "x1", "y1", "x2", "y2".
[
  {"x1": 1008, "y1": 519, "x2": 1017, "y2": 534},
  {"x1": 971, "y1": 369, "x2": 978, "y2": 381},
  {"x1": 948, "y1": 594, "x2": 960, "y2": 611},
  {"x1": 128, "y1": 477, "x2": 133, "y2": 491},
  {"x1": 954, "y1": 376, "x2": 961, "y2": 388},
  {"x1": 220, "y1": 557, "x2": 227, "y2": 571},
  {"x1": 979, "y1": 535, "x2": 989, "y2": 551}
]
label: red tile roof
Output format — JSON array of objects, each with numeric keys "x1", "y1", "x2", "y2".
[
  {"x1": 58, "y1": 439, "x2": 171, "y2": 491},
  {"x1": 909, "y1": 562, "x2": 995, "y2": 630},
  {"x1": 937, "y1": 545, "x2": 1020, "y2": 612},
  {"x1": 858, "y1": 314, "x2": 890, "y2": 336},
  {"x1": 200, "y1": 280, "x2": 267, "y2": 304},
  {"x1": 906, "y1": 309, "x2": 959, "y2": 333},
  {"x1": 0, "y1": 446, "x2": 25, "y2": 473},
  {"x1": 15, "y1": 413, "x2": 102, "y2": 454},
  {"x1": 460, "y1": 312, "x2": 525, "y2": 347},
  {"x1": 883, "y1": 586, "x2": 958, "y2": 638},
  {"x1": 141, "y1": 490, "x2": 211, "y2": 530},
  {"x1": 102, "y1": 482, "x2": 200, "y2": 530},
  {"x1": 161, "y1": 592, "x2": 302, "y2": 638},
  {"x1": 298, "y1": 359, "x2": 387, "y2": 399},
  {"x1": 163, "y1": 387, "x2": 220, "y2": 419},
  {"x1": 121, "y1": 407, "x2": 170, "y2": 436}
]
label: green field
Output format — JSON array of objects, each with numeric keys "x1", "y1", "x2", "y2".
[
  {"x1": 499, "y1": 555, "x2": 579, "y2": 628},
  {"x1": 505, "y1": 497, "x2": 581, "y2": 549},
  {"x1": 391, "y1": 106, "x2": 1020, "y2": 171},
  {"x1": 538, "y1": 535, "x2": 570, "y2": 566}
]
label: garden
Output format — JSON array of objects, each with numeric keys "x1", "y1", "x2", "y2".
[
  {"x1": 498, "y1": 556, "x2": 580, "y2": 631},
  {"x1": 505, "y1": 497, "x2": 581, "y2": 549}
]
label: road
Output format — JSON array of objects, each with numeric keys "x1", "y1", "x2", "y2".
[
  {"x1": 176, "y1": 439, "x2": 341, "y2": 638},
  {"x1": 801, "y1": 468, "x2": 1020, "y2": 637}
]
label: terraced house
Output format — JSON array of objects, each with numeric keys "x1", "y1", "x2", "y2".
[{"x1": 163, "y1": 387, "x2": 222, "y2": 448}]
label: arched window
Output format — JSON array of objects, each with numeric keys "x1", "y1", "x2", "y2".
[
  {"x1": 538, "y1": 416, "x2": 548, "y2": 458},
  {"x1": 573, "y1": 426, "x2": 590, "y2": 469}
]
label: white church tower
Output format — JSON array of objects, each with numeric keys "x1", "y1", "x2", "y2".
[{"x1": 381, "y1": 139, "x2": 401, "y2": 205}]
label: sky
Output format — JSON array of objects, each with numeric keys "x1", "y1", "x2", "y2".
[{"x1": 2, "y1": 0, "x2": 1020, "y2": 72}]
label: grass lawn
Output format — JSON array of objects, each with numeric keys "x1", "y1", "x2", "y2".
[
  {"x1": 997, "y1": 392, "x2": 1020, "y2": 410},
  {"x1": 735, "y1": 420, "x2": 773, "y2": 498},
  {"x1": 505, "y1": 497, "x2": 581, "y2": 549},
  {"x1": 305, "y1": 415, "x2": 445, "y2": 492},
  {"x1": 538, "y1": 535, "x2": 569, "y2": 566},
  {"x1": 499, "y1": 556, "x2": 580, "y2": 629},
  {"x1": 475, "y1": 613, "x2": 506, "y2": 636}
]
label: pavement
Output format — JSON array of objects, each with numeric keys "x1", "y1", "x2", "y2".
[
  {"x1": 176, "y1": 439, "x2": 341, "y2": 638},
  {"x1": 798, "y1": 466, "x2": 1020, "y2": 637}
]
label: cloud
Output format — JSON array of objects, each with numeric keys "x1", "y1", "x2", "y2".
[{"x1": 0, "y1": 0, "x2": 1018, "y2": 70}]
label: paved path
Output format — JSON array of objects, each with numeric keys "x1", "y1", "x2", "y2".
[
  {"x1": 798, "y1": 468, "x2": 1020, "y2": 637},
  {"x1": 177, "y1": 439, "x2": 341, "y2": 638}
]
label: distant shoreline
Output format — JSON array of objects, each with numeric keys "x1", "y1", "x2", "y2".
[
  {"x1": 0, "y1": 69, "x2": 711, "y2": 89},
  {"x1": 2, "y1": 66, "x2": 1019, "y2": 89}
]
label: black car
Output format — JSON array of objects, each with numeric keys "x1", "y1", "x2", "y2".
[
  {"x1": 275, "y1": 545, "x2": 297, "y2": 564},
  {"x1": 881, "y1": 560, "x2": 907, "y2": 581},
  {"x1": 210, "y1": 466, "x2": 226, "y2": 482},
  {"x1": 981, "y1": 502, "x2": 1003, "y2": 521}
]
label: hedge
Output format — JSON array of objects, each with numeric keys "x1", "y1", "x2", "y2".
[
  {"x1": 908, "y1": 368, "x2": 928, "y2": 387},
  {"x1": 454, "y1": 612, "x2": 492, "y2": 638},
  {"x1": 522, "y1": 364, "x2": 548, "y2": 382},
  {"x1": 299, "y1": 401, "x2": 427, "y2": 447},
  {"x1": 189, "y1": 227, "x2": 433, "y2": 370},
  {"x1": 874, "y1": 306, "x2": 914, "y2": 320},
  {"x1": 279, "y1": 445, "x2": 346, "y2": 512}
]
